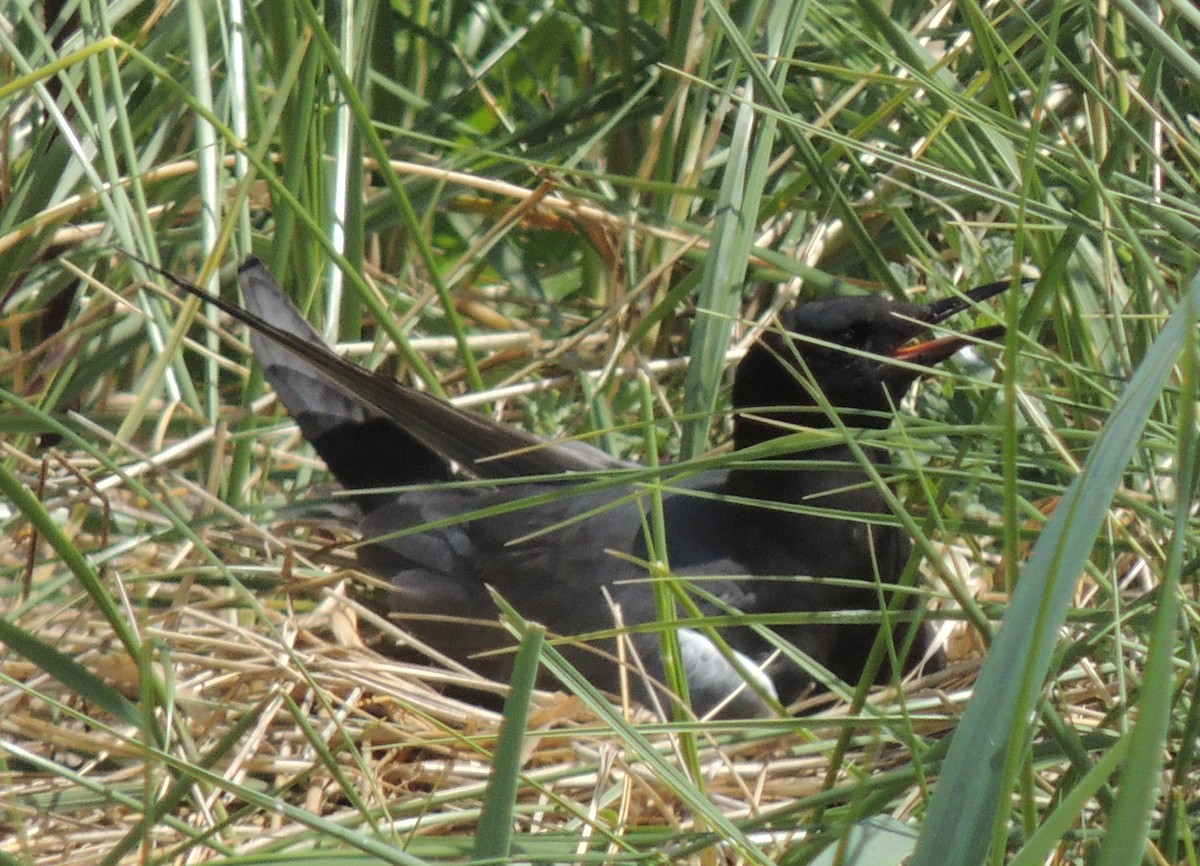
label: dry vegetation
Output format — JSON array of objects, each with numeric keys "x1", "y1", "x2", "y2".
[{"x1": 2, "y1": 1, "x2": 1200, "y2": 864}]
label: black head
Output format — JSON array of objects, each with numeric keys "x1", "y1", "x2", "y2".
[{"x1": 731, "y1": 282, "x2": 1010, "y2": 448}]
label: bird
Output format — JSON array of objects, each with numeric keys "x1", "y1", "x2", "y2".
[{"x1": 157, "y1": 256, "x2": 1009, "y2": 718}]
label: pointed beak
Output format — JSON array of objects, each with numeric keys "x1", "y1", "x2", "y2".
[
  {"x1": 919, "y1": 279, "x2": 1013, "y2": 326},
  {"x1": 891, "y1": 279, "x2": 1016, "y2": 365},
  {"x1": 892, "y1": 323, "x2": 1005, "y2": 364}
]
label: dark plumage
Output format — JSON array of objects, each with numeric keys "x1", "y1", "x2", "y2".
[{"x1": 166, "y1": 257, "x2": 1008, "y2": 717}]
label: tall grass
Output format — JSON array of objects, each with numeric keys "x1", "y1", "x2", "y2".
[{"x1": 1, "y1": 1, "x2": 1198, "y2": 864}]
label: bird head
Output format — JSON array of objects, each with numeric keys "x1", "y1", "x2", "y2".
[{"x1": 731, "y1": 281, "x2": 1011, "y2": 448}]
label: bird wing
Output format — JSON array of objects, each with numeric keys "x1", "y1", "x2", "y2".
[
  {"x1": 234, "y1": 258, "x2": 621, "y2": 480},
  {"x1": 359, "y1": 481, "x2": 671, "y2": 688},
  {"x1": 140, "y1": 253, "x2": 622, "y2": 480}
]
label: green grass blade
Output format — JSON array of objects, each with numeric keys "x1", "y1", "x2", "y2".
[
  {"x1": 0, "y1": 615, "x2": 140, "y2": 729},
  {"x1": 911, "y1": 269, "x2": 1200, "y2": 866},
  {"x1": 0, "y1": 456, "x2": 142, "y2": 662},
  {"x1": 473, "y1": 618, "x2": 545, "y2": 860},
  {"x1": 1095, "y1": 289, "x2": 1199, "y2": 866}
]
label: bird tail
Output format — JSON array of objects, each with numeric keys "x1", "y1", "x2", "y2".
[
  {"x1": 236, "y1": 259, "x2": 453, "y2": 504},
  {"x1": 131, "y1": 252, "x2": 618, "y2": 492}
]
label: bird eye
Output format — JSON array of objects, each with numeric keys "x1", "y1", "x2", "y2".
[{"x1": 836, "y1": 324, "x2": 865, "y2": 346}]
